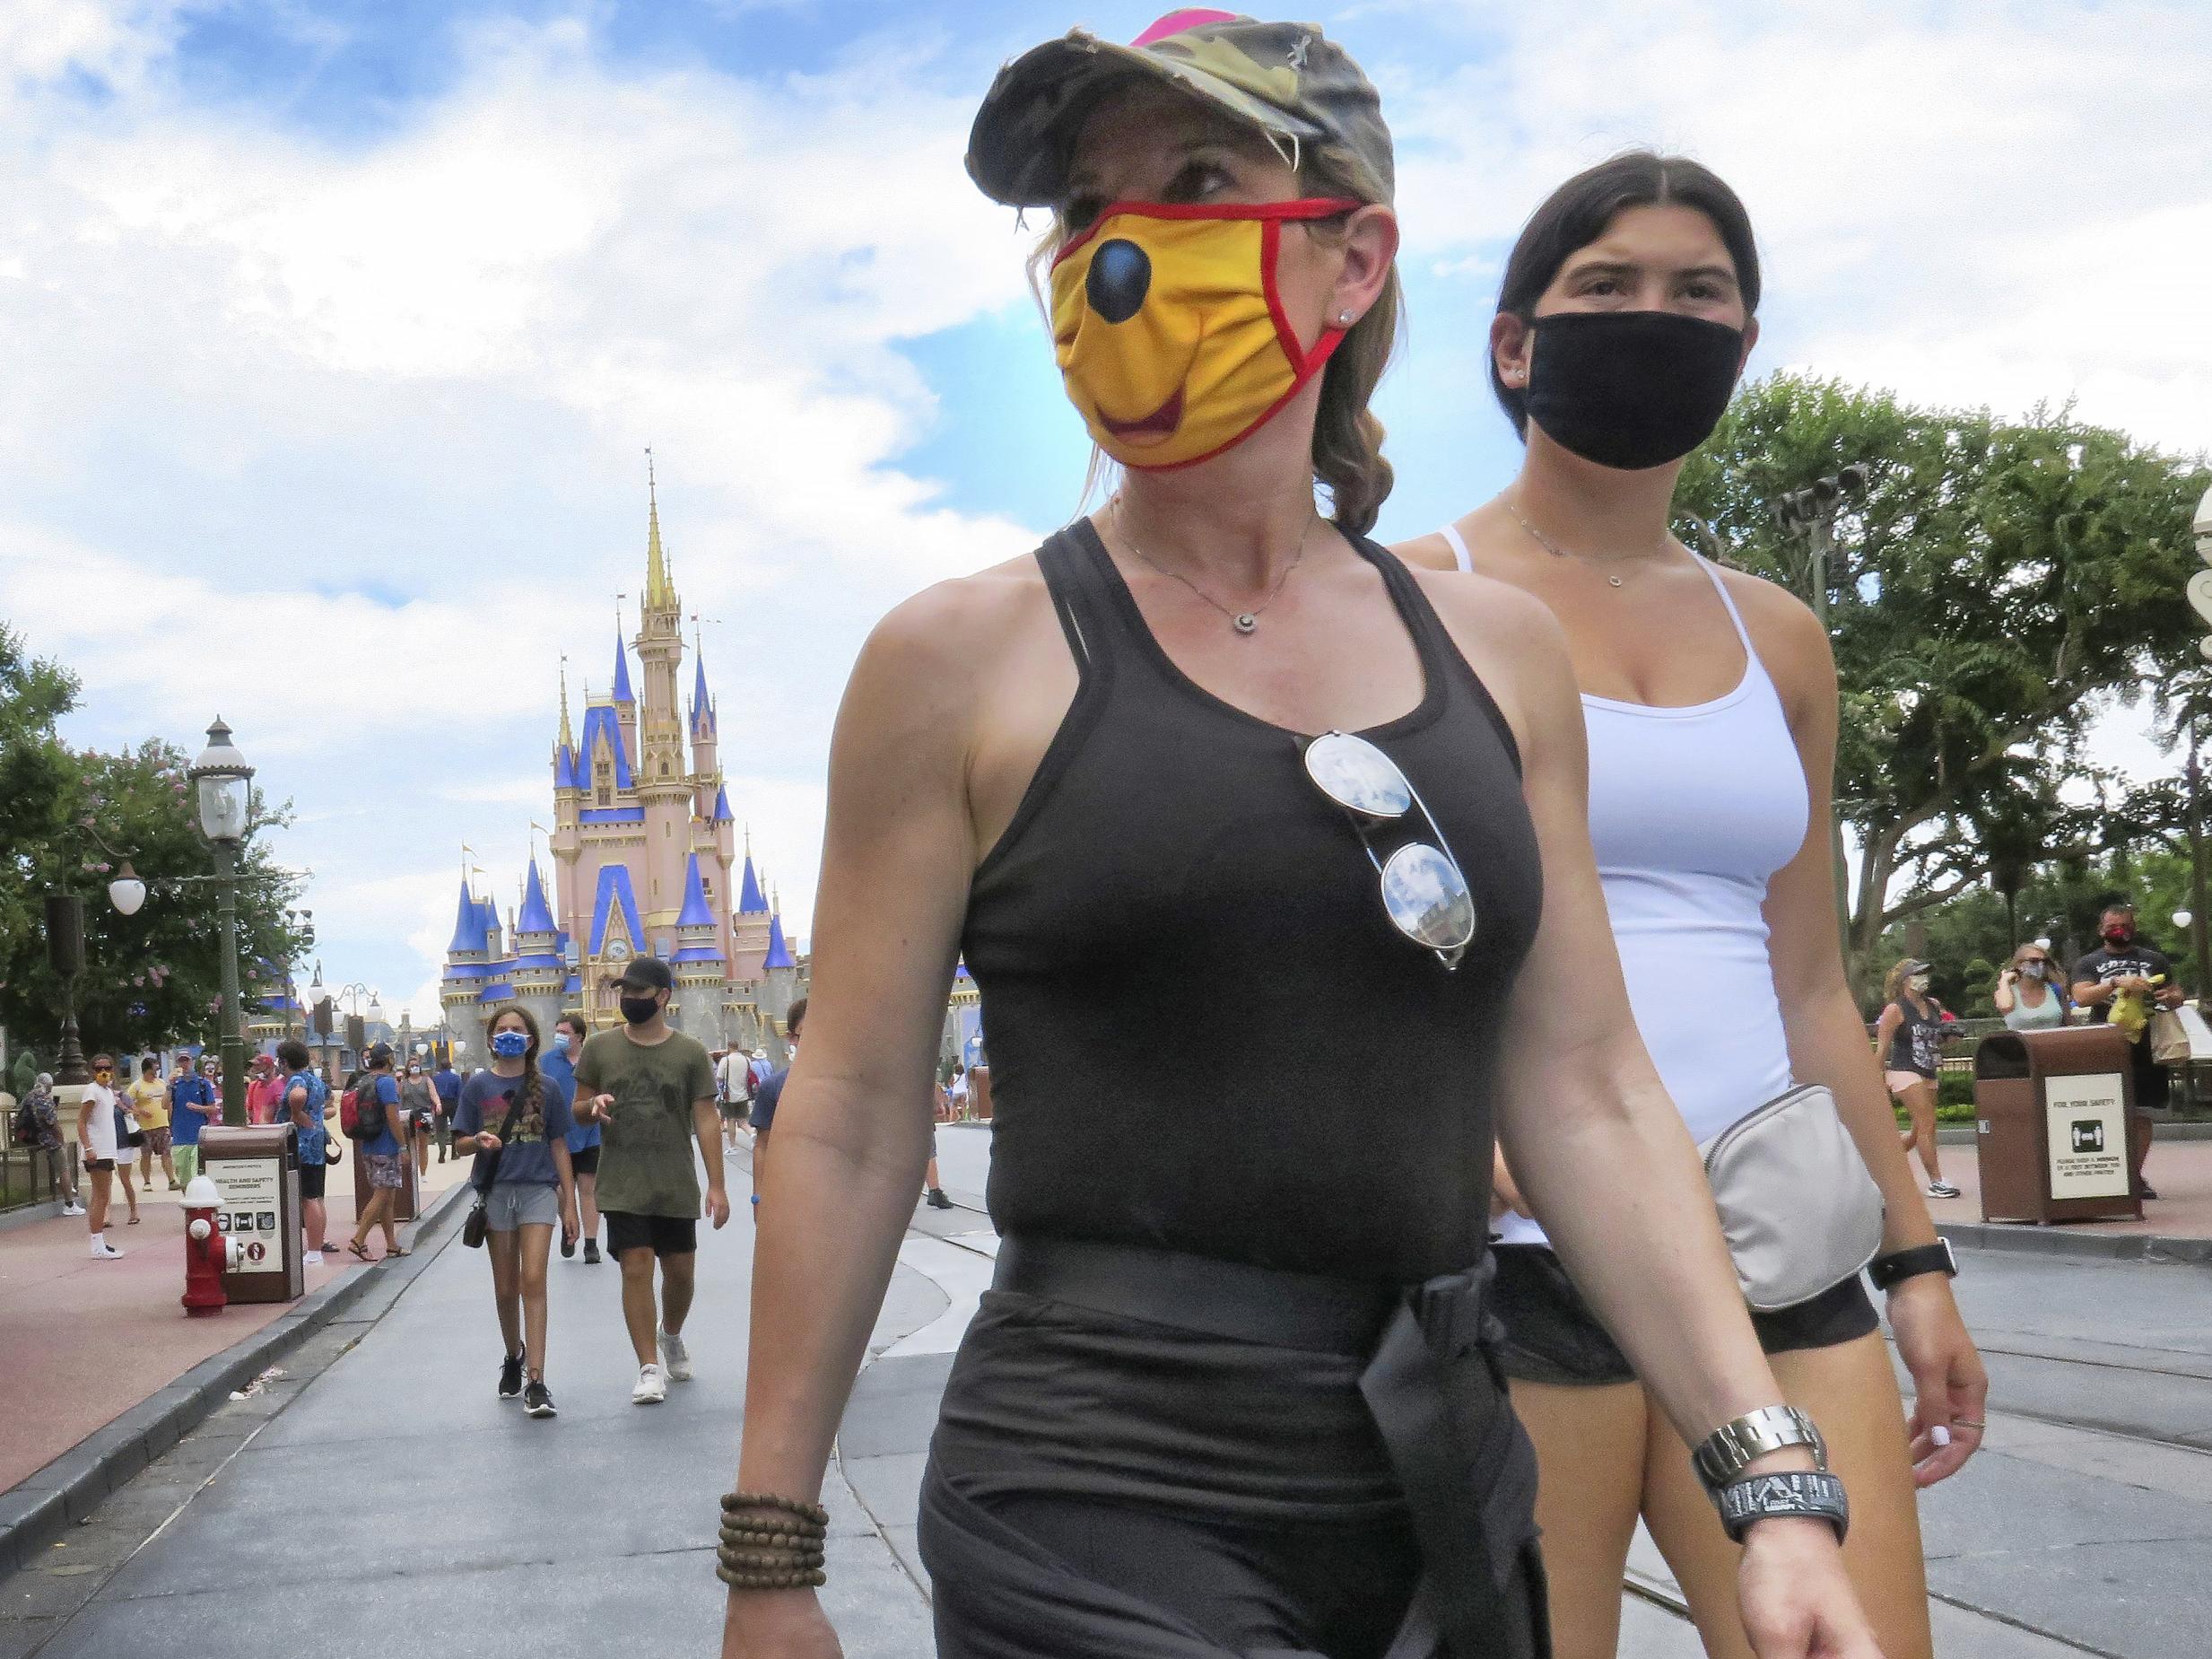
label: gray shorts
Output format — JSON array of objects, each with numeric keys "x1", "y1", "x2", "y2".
[{"x1": 483, "y1": 1183, "x2": 562, "y2": 1231}]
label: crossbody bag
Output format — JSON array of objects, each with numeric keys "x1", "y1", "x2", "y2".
[
  {"x1": 461, "y1": 1085, "x2": 532, "y2": 1251},
  {"x1": 1696, "y1": 1084, "x2": 1885, "y2": 1312}
]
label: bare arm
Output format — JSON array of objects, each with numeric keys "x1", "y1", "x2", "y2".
[
  {"x1": 693, "y1": 1095, "x2": 729, "y2": 1227},
  {"x1": 1991, "y1": 973, "x2": 2018, "y2": 1014}
]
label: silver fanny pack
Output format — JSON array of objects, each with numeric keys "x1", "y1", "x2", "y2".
[{"x1": 1697, "y1": 1084, "x2": 1885, "y2": 1313}]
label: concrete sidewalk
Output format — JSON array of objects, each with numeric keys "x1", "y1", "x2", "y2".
[
  {"x1": 0, "y1": 1150, "x2": 470, "y2": 1493},
  {"x1": 1926, "y1": 1138, "x2": 2212, "y2": 1262}
]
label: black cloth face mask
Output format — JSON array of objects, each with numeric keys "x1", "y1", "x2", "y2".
[
  {"x1": 620, "y1": 993, "x2": 662, "y2": 1026},
  {"x1": 1522, "y1": 310, "x2": 1744, "y2": 470}
]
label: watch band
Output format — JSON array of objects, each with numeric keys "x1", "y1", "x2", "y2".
[
  {"x1": 1714, "y1": 1469, "x2": 1851, "y2": 1544},
  {"x1": 1867, "y1": 1238, "x2": 1958, "y2": 1293},
  {"x1": 1691, "y1": 1404, "x2": 1828, "y2": 1490}
]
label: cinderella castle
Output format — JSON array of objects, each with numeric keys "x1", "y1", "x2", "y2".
[{"x1": 438, "y1": 465, "x2": 805, "y2": 1069}]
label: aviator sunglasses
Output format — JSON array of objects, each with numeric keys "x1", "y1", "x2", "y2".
[{"x1": 1302, "y1": 730, "x2": 1477, "y2": 971}]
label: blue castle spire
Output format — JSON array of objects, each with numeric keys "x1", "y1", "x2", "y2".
[
  {"x1": 736, "y1": 851, "x2": 767, "y2": 915},
  {"x1": 691, "y1": 652, "x2": 714, "y2": 738},
  {"x1": 676, "y1": 852, "x2": 717, "y2": 930},
  {"x1": 612, "y1": 632, "x2": 635, "y2": 704},
  {"x1": 446, "y1": 878, "x2": 487, "y2": 955},
  {"x1": 711, "y1": 784, "x2": 735, "y2": 824},
  {"x1": 762, "y1": 912, "x2": 795, "y2": 971},
  {"x1": 517, "y1": 858, "x2": 557, "y2": 938}
]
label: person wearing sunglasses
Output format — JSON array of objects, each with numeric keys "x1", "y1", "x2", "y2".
[
  {"x1": 722, "y1": 18, "x2": 1882, "y2": 1659},
  {"x1": 1398, "y1": 153, "x2": 1982, "y2": 1659},
  {"x1": 75, "y1": 1054, "x2": 126, "y2": 1259},
  {"x1": 1995, "y1": 945, "x2": 2068, "y2": 1032}
]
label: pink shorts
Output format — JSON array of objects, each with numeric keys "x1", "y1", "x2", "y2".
[{"x1": 1885, "y1": 1070, "x2": 1932, "y2": 1096}]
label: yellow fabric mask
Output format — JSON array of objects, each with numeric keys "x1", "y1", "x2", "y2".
[{"x1": 1049, "y1": 197, "x2": 1362, "y2": 471}]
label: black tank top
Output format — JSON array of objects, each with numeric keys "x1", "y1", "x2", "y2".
[{"x1": 962, "y1": 522, "x2": 1544, "y2": 1283}]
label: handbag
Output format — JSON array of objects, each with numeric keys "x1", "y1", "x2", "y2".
[
  {"x1": 1697, "y1": 1084, "x2": 1885, "y2": 1313},
  {"x1": 2149, "y1": 1008, "x2": 2191, "y2": 1066},
  {"x1": 461, "y1": 1085, "x2": 531, "y2": 1250}
]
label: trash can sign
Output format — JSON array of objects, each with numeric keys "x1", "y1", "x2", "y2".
[
  {"x1": 2044, "y1": 1072, "x2": 2129, "y2": 1200},
  {"x1": 205, "y1": 1157, "x2": 287, "y2": 1274}
]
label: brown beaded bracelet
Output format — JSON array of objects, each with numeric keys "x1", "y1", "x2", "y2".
[
  {"x1": 716, "y1": 1564, "x2": 828, "y2": 1591},
  {"x1": 718, "y1": 1548, "x2": 827, "y2": 1571},
  {"x1": 719, "y1": 1533, "x2": 823, "y2": 1554},
  {"x1": 721, "y1": 1490, "x2": 830, "y2": 1527},
  {"x1": 718, "y1": 1520, "x2": 825, "y2": 1541}
]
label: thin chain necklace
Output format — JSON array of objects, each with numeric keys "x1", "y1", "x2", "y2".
[
  {"x1": 1113, "y1": 500, "x2": 1313, "y2": 634},
  {"x1": 1508, "y1": 496, "x2": 1676, "y2": 589}
]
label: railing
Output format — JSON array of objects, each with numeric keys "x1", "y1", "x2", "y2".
[{"x1": 0, "y1": 1139, "x2": 68, "y2": 1214}]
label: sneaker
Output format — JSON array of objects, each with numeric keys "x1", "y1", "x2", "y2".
[
  {"x1": 522, "y1": 1380, "x2": 558, "y2": 1419},
  {"x1": 91, "y1": 1237, "x2": 123, "y2": 1259},
  {"x1": 927, "y1": 1188, "x2": 954, "y2": 1210},
  {"x1": 1927, "y1": 1181, "x2": 1962, "y2": 1199},
  {"x1": 499, "y1": 1353, "x2": 526, "y2": 1400},
  {"x1": 303, "y1": 1250, "x2": 325, "y2": 1267},
  {"x1": 659, "y1": 1331, "x2": 692, "y2": 1383},
  {"x1": 63, "y1": 1201, "x2": 85, "y2": 1216},
  {"x1": 632, "y1": 1363, "x2": 667, "y2": 1405},
  {"x1": 560, "y1": 1235, "x2": 576, "y2": 1259},
  {"x1": 582, "y1": 1239, "x2": 601, "y2": 1265}
]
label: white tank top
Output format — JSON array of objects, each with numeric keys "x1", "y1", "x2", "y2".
[{"x1": 1439, "y1": 525, "x2": 1812, "y2": 1249}]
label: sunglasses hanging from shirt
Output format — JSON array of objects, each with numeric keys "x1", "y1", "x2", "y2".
[{"x1": 1302, "y1": 730, "x2": 1476, "y2": 970}]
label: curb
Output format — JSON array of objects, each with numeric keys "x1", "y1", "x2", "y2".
[
  {"x1": 1935, "y1": 1120, "x2": 2212, "y2": 1146},
  {"x1": 0, "y1": 1177, "x2": 473, "y2": 1579},
  {"x1": 1938, "y1": 1218, "x2": 2212, "y2": 1267}
]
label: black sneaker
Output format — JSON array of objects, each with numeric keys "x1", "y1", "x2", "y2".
[
  {"x1": 561, "y1": 1235, "x2": 576, "y2": 1259},
  {"x1": 522, "y1": 1380, "x2": 557, "y2": 1419},
  {"x1": 582, "y1": 1239, "x2": 601, "y2": 1264},
  {"x1": 499, "y1": 1353, "x2": 525, "y2": 1399},
  {"x1": 927, "y1": 1188, "x2": 954, "y2": 1210},
  {"x1": 2140, "y1": 1181, "x2": 2159, "y2": 1201}
]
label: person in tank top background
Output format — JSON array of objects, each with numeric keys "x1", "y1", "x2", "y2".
[
  {"x1": 1875, "y1": 957, "x2": 1957, "y2": 1200},
  {"x1": 1994, "y1": 942, "x2": 2068, "y2": 1032},
  {"x1": 1398, "y1": 153, "x2": 1982, "y2": 1659},
  {"x1": 723, "y1": 21, "x2": 1884, "y2": 1659}
]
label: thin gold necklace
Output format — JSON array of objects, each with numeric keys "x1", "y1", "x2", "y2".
[
  {"x1": 1114, "y1": 501, "x2": 1313, "y2": 635},
  {"x1": 1508, "y1": 497, "x2": 1676, "y2": 589}
]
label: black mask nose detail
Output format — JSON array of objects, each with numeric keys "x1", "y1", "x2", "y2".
[{"x1": 1086, "y1": 239, "x2": 1150, "y2": 323}]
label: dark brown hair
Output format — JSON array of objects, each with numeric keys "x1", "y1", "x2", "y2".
[
  {"x1": 785, "y1": 996, "x2": 807, "y2": 1038},
  {"x1": 1492, "y1": 151, "x2": 1761, "y2": 435}
]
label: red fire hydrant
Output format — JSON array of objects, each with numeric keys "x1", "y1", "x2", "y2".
[{"x1": 181, "y1": 1174, "x2": 237, "y2": 1316}]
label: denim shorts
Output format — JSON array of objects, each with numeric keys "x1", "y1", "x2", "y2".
[
  {"x1": 484, "y1": 1183, "x2": 561, "y2": 1231},
  {"x1": 1490, "y1": 1244, "x2": 1879, "y2": 1387}
]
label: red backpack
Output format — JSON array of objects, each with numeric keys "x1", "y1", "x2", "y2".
[{"x1": 340, "y1": 1075, "x2": 388, "y2": 1141}]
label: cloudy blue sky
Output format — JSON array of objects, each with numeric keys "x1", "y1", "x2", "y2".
[{"x1": 4, "y1": 0, "x2": 2207, "y2": 1023}]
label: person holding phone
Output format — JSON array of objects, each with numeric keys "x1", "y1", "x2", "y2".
[{"x1": 1995, "y1": 945, "x2": 2068, "y2": 1032}]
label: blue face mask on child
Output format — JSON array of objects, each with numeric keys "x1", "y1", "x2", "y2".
[{"x1": 491, "y1": 1031, "x2": 530, "y2": 1059}]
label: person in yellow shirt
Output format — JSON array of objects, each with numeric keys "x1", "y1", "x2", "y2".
[{"x1": 127, "y1": 1057, "x2": 178, "y2": 1191}]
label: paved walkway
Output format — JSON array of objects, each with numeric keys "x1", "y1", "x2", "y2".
[
  {"x1": 1923, "y1": 1136, "x2": 2212, "y2": 1244},
  {"x1": 0, "y1": 1150, "x2": 467, "y2": 1491}
]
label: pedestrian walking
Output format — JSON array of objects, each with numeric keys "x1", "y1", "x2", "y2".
[
  {"x1": 274, "y1": 1038, "x2": 333, "y2": 1264},
  {"x1": 569, "y1": 956, "x2": 727, "y2": 1405},
  {"x1": 544, "y1": 1013, "x2": 602, "y2": 1263},
  {"x1": 453, "y1": 1006, "x2": 579, "y2": 1419},
  {"x1": 724, "y1": 22, "x2": 1884, "y2": 1657},
  {"x1": 19, "y1": 1073, "x2": 83, "y2": 1214},
  {"x1": 127, "y1": 1055, "x2": 176, "y2": 1192},
  {"x1": 400, "y1": 1060, "x2": 438, "y2": 1179},
  {"x1": 1878, "y1": 958, "x2": 1958, "y2": 1200},
  {"x1": 2070, "y1": 899, "x2": 2183, "y2": 1201},
  {"x1": 1995, "y1": 944, "x2": 2069, "y2": 1032},
  {"x1": 167, "y1": 1052, "x2": 214, "y2": 1189},
  {"x1": 745, "y1": 997, "x2": 804, "y2": 1210},
  {"x1": 245, "y1": 1052, "x2": 283, "y2": 1127},
  {"x1": 346, "y1": 1044, "x2": 409, "y2": 1262},
  {"x1": 946, "y1": 1061, "x2": 969, "y2": 1121},
  {"x1": 432, "y1": 1052, "x2": 462, "y2": 1164},
  {"x1": 1399, "y1": 150, "x2": 1983, "y2": 1659},
  {"x1": 77, "y1": 1055, "x2": 125, "y2": 1258},
  {"x1": 713, "y1": 1047, "x2": 750, "y2": 1151}
]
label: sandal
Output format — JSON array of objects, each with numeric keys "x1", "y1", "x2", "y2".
[
  {"x1": 347, "y1": 1242, "x2": 372, "y2": 1262},
  {"x1": 127, "y1": 1215, "x2": 142, "y2": 1225},
  {"x1": 386, "y1": 1246, "x2": 411, "y2": 1258}
]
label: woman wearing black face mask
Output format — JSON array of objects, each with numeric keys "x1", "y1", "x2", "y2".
[{"x1": 1399, "y1": 153, "x2": 1984, "y2": 1659}]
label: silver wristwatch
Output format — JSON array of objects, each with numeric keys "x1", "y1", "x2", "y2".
[{"x1": 1691, "y1": 1404, "x2": 1828, "y2": 1492}]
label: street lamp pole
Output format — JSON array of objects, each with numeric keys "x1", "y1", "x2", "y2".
[
  {"x1": 188, "y1": 717, "x2": 255, "y2": 1128},
  {"x1": 2186, "y1": 485, "x2": 2212, "y2": 1014}
]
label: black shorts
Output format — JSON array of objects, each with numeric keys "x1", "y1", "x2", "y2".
[
  {"x1": 86, "y1": 1157, "x2": 116, "y2": 1172},
  {"x1": 1490, "y1": 1243, "x2": 1879, "y2": 1387},
  {"x1": 298, "y1": 1162, "x2": 327, "y2": 1201},
  {"x1": 569, "y1": 1145, "x2": 600, "y2": 1177},
  {"x1": 604, "y1": 1210, "x2": 696, "y2": 1259}
]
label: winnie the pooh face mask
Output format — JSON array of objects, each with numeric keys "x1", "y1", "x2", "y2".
[{"x1": 1049, "y1": 197, "x2": 1361, "y2": 470}]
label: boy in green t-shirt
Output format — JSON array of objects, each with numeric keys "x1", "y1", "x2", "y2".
[{"x1": 571, "y1": 957, "x2": 727, "y2": 1405}]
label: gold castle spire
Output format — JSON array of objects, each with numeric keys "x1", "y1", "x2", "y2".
[
  {"x1": 644, "y1": 448, "x2": 674, "y2": 611},
  {"x1": 557, "y1": 655, "x2": 574, "y2": 752}
]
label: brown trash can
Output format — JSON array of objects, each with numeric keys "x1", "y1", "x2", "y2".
[
  {"x1": 966, "y1": 1063, "x2": 993, "y2": 1122},
  {"x1": 200, "y1": 1122, "x2": 305, "y2": 1304},
  {"x1": 1973, "y1": 1026, "x2": 2146, "y2": 1224}
]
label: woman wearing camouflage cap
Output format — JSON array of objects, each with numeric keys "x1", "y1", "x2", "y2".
[{"x1": 721, "y1": 13, "x2": 1883, "y2": 1659}]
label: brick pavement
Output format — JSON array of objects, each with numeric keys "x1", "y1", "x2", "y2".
[{"x1": 1922, "y1": 1136, "x2": 2212, "y2": 1243}]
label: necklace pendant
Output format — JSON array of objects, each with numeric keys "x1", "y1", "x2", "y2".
[
  {"x1": 1233, "y1": 613, "x2": 1258, "y2": 634},
  {"x1": 1608, "y1": 575, "x2": 1624, "y2": 589}
]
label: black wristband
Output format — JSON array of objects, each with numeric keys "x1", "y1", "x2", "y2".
[
  {"x1": 1867, "y1": 1239, "x2": 1957, "y2": 1293},
  {"x1": 1714, "y1": 1469, "x2": 1850, "y2": 1545}
]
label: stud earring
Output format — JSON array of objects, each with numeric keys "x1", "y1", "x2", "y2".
[{"x1": 1337, "y1": 310, "x2": 1354, "y2": 325}]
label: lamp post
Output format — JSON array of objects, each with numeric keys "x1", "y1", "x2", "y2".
[
  {"x1": 187, "y1": 717, "x2": 254, "y2": 1127},
  {"x1": 2185, "y1": 485, "x2": 2212, "y2": 1016}
]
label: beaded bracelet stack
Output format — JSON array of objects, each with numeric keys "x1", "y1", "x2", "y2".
[{"x1": 717, "y1": 1491, "x2": 830, "y2": 1591}]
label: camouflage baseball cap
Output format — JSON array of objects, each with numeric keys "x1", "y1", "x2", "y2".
[{"x1": 966, "y1": 9, "x2": 1393, "y2": 209}]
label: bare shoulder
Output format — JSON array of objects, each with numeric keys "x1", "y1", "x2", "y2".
[
  {"x1": 1390, "y1": 529, "x2": 1462, "y2": 573},
  {"x1": 1708, "y1": 563, "x2": 1834, "y2": 711},
  {"x1": 1402, "y1": 564, "x2": 1578, "y2": 755},
  {"x1": 846, "y1": 550, "x2": 1051, "y2": 712}
]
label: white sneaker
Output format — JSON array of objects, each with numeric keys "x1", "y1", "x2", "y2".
[
  {"x1": 91, "y1": 1237, "x2": 123, "y2": 1259},
  {"x1": 1927, "y1": 1181, "x2": 1962, "y2": 1199},
  {"x1": 63, "y1": 1201, "x2": 85, "y2": 1216},
  {"x1": 303, "y1": 1250, "x2": 325, "y2": 1267},
  {"x1": 631, "y1": 1363, "x2": 667, "y2": 1405},
  {"x1": 658, "y1": 1330, "x2": 692, "y2": 1382}
]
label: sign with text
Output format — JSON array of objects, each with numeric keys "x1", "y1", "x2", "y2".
[
  {"x1": 2042, "y1": 1071, "x2": 2130, "y2": 1201},
  {"x1": 207, "y1": 1155, "x2": 287, "y2": 1274}
]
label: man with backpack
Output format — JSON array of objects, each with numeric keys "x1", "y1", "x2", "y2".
[
  {"x1": 344, "y1": 1044, "x2": 408, "y2": 1261},
  {"x1": 275, "y1": 1038, "x2": 334, "y2": 1264}
]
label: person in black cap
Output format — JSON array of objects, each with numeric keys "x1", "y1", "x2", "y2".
[
  {"x1": 719, "y1": 13, "x2": 1881, "y2": 1659},
  {"x1": 570, "y1": 956, "x2": 728, "y2": 1405}
]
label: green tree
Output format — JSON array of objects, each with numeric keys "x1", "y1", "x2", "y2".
[
  {"x1": 0, "y1": 624, "x2": 309, "y2": 1056},
  {"x1": 1677, "y1": 375, "x2": 2210, "y2": 987}
]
